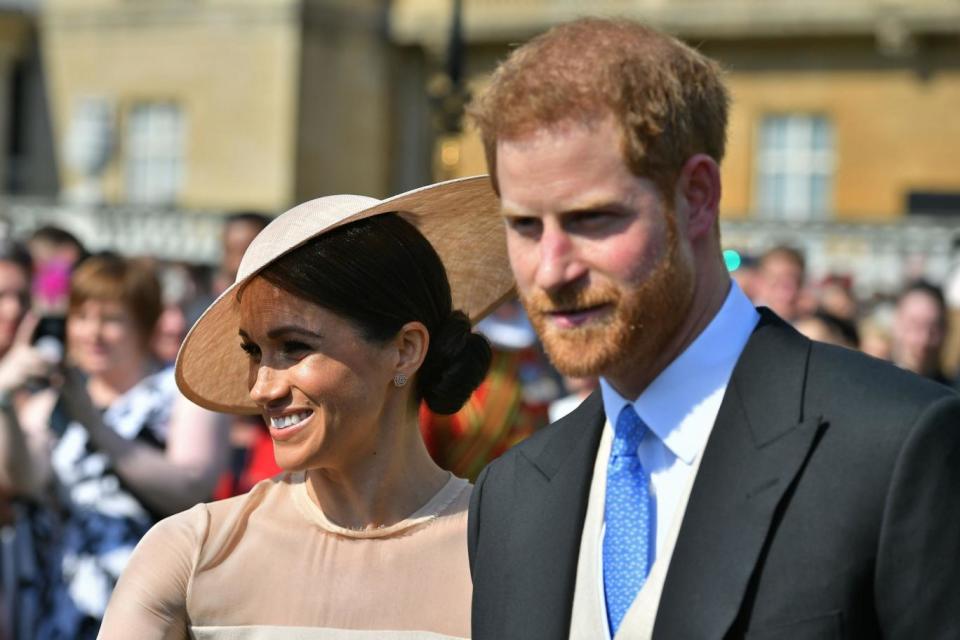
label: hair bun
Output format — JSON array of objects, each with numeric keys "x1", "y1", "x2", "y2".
[{"x1": 418, "y1": 310, "x2": 492, "y2": 415}]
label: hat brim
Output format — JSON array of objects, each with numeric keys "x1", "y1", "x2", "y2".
[{"x1": 175, "y1": 175, "x2": 514, "y2": 415}]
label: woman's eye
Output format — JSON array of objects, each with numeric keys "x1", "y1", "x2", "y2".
[
  {"x1": 281, "y1": 341, "x2": 311, "y2": 357},
  {"x1": 239, "y1": 342, "x2": 261, "y2": 360}
]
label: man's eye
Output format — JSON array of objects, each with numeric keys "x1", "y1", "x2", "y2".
[
  {"x1": 505, "y1": 216, "x2": 541, "y2": 237},
  {"x1": 569, "y1": 210, "x2": 613, "y2": 228}
]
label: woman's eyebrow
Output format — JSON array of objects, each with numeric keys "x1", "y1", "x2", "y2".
[{"x1": 264, "y1": 326, "x2": 323, "y2": 340}]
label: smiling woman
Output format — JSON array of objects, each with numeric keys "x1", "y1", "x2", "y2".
[{"x1": 97, "y1": 177, "x2": 512, "y2": 640}]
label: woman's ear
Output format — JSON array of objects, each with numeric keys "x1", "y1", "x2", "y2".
[{"x1": 394, "y1": 321, "x2": 430, "y2": 379}]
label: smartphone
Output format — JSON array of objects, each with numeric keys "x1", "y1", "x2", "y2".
[
  {"x1": 32, "y1": 315, "x2": 66, "y2": 346},
  {"x1": 31, "y1": 315, "x2": 67, "y2": 364}
]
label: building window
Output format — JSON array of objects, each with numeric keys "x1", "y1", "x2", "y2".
[
  {"x1": 755, "y1": 114, "x2": 834, "y2": 220},
  {"x1": 126, "y1": 103, "x2": 185, "y2": 205}
]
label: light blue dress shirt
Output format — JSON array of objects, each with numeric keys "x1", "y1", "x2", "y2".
[{"x1": 599, "y1": 281, "x2": 760, "y2": 560}]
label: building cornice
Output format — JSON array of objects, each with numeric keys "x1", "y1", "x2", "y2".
[
  {"x1": 390, "y1": 0, "x2": 960, "y2": 50},
  {"x1": 43, "y1": 1, "x2": 302, "y2": 32}
]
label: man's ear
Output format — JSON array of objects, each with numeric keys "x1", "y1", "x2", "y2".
[
  {"x1": 394, "y1": 321, "x2": 430, "y2": 379},
  {"x1": 677, "y1": 154, "x2": 721, "y2": 240}
]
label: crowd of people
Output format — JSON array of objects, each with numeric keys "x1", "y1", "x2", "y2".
[
  {"x1": 0, "y1": 202, "x2": 957, "y2": 639},
  {"x1": 0, "y1": 218, "x2": 955, "y2": 638},
  {"x1": 0, "y1": 16, "x2": 956, "y2": 640},
  {"x1": 737, "y1": 243, "x2": 960, "y2": 387},
  {"x1": 0, "y1": 226, "x2": 230, "y2": 639}
]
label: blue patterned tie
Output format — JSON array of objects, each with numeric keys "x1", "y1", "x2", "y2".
[{"x1": 603, "y1": 404, "x2": 654, "y2": 636}]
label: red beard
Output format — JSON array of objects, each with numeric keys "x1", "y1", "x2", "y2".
[{"x1": 521, "y1": 212, "x2": 694, "y2": 379}]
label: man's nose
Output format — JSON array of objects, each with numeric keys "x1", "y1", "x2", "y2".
[{"x1": 535, "y1": 226, "x2": 586, "y2": 292}]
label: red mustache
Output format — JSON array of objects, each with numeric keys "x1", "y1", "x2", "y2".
[{"x1": 522, "y1": 283, "x2": 620, "y2": 317}]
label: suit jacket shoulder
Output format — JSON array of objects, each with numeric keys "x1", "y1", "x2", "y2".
[
  {"x1": 805, "y1": 338, "x2": 955, "y2": 425},
  {"x1": 657, "y1": 311, "x2": 960, "y2": 639}
]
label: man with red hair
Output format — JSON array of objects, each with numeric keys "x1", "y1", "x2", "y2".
[{"x1": 467, "y1": 18, "x2": 960, "y2": 639}]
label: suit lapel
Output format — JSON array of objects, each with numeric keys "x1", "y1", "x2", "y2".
[
  {"x1": 653, "y1": 311, "x2": 828, "y2": 639},
  {"x1": 506, "y1": 390, "x2": 606, "y2": 639}
]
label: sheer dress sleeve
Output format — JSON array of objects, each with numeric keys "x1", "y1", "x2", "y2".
[{"x1": 97, "y1": 503, "x2": 209, "y2": 640}]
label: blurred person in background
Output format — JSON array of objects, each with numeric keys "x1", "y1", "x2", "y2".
[
  {"x1": 26, "y1": 226, "x2": 87, "y2": 317},
  {"x1": 0, "y1": 241, "x2": 54, "y2": 640},
  {"x1": 817, "y1": 274, "x2": 859, "y2": 323},
  {"x1": 419, "y1": 298, "x2": 559, "y2": 481},
  {"x1": 548, "y1": 375, "x2": 599, "y2": 422},
  {"x1": 209, "y1": 212, "x2": 280, "y2": 499},
  {"x1": 729, "y1": 253, "x2": 759, "y2": 301},
  {"x1": 0, "y1": 239, "x2": 35, "y2": 534},
  {"x1": 0, "y1": 240, "x2": 32, "y2": 363},
  {"x1": 211, "y1": 212, "x2": 271, "y2": 296},
  {"x1": 939, "y1": 235, "x2": 960, "y2": 377},
  {"x1": 755, "y1": 245, "x2": 806, "y2": 323},
  {"x1": 858, "y1": 303, "x2": 894, "y2": 361},
  {"x1": 0, "y1": 254, "x2": 226, "y2": 639},
  {"x1": 890, "y1": 280, "x2": 951, "y2": 385},
  {"x1": 152, "y1": 262, "x2": 208, "y2": 366},
  {"x1": 794, "y1": 309, "x2": 859, "y2": 350}
]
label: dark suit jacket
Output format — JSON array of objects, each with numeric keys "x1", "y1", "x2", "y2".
[{"x1": 468, "y1": 310, "x2": 960, "y2": 639}]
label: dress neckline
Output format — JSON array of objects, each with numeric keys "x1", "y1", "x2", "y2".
[{"x1": 291, "y1": 471, "x2": 468, "y2": 539}]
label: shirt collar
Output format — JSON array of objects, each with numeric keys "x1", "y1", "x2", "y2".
[{"x1": 600, "y1": 280, "x2": 760, "y2": 463}]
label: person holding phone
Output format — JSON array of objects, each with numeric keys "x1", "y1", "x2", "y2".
[
  {"x1": 0, "y1": 238, "x2": 47, "y2": 488},
  {"x1": 0, "y1": 254, "x2": 228, "y2": 639}
]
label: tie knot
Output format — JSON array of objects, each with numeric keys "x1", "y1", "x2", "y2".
[{"x1": 612, "y1": 405, "x2": 646, "y2": 456}]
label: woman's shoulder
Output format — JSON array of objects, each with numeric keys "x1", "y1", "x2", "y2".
[
  {"x1": 112, "y1": 503, "x2": 210, "y2": 606},
  {"x1": 145, "y1": 502, "x2": 211, "y2": 554},
  {"x1": 203, "y1": 471, "x2": 298, "y2": 519},
  {"x1": 435, "y1": 475, "x2": 472, "y2": 519},
  {"x1": 140, "y1": 473, "x2": 294, "y2": 555},
  {"x1": 194, "y1": 472, "x2": 301, "y2": 561},
  {"x1": 407, "y1": 475, "x2": 472, "y2": 538}
]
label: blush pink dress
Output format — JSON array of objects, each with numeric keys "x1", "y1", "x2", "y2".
[{"x1": 97, "y1": 472, "x2": 472, "y2": 639}]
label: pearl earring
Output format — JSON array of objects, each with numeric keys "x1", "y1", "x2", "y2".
[{"x1": 393, "y1": 373, "x2": 408, "y2": 387}]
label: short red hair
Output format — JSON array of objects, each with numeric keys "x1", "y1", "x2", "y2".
[{"x1": 469, "y1": 18, "x2": 730, "y2": 196}]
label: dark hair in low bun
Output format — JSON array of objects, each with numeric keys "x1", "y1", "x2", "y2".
[
  {"x1": 418, "y1": 310, "x2": 492, "y2": 414},
  {"x1": 257, "y1": 213, "x2": 492, "y2": 414}
]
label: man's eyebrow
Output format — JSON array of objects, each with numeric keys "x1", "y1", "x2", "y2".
[
  {"x1": 565, "y1": 199, "x2": 631, "y2": 214},
  {"x1": 501, "y1": 201, "x2": 626, "y2": 217}
]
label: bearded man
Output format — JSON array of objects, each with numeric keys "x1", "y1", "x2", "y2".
[{"x1": 466, "y1": 18, "x2": 960, "y2": 640}]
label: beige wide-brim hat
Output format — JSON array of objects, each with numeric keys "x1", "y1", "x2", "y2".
[{"x1": 176, "y1": 175, "x2": 513, "y2": 415}]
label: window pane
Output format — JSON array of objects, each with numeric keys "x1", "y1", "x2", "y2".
[
  {"x1": 811, "y1": 174, "x2": 830, "y2": 214},
  {"x1": 755, "y1": 113, "x2": 834, "y2": 220},
  {"x1": 812, "y1": 116, "x2": 832, "y2": 151},
  {"x1": 760, "y1": 116, "x2": 785, "y2": 152},
  {"x1": 126, "y1": 103, "x2": 185, "y2": 205}
]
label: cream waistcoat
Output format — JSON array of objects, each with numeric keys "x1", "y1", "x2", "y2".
[{"x1": 569, "y1": 424, "x2": 706, "y2": 640}]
